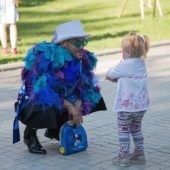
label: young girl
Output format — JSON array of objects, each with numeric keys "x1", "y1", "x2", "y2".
[
  {"x1": 106, "y1": 32, "x2": 150, "y2": 166},
  {"x1": 0, "y1": 0, "x2": 19, "y2": 55}
]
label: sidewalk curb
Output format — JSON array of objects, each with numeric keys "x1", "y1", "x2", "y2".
[{"x1": 0, "y1": 40, "x2": 170, "y2": 72}]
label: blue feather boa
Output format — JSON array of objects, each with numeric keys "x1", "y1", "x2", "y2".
[{"x1": 21, "y1": 41, "x2": 101, "y2": 115}]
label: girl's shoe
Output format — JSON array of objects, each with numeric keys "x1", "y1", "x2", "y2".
[
  {"x1": 112, "y1": 155, "x2": 131, "y2": 167},
  {"x1": 11, "y1": 48, "x2": 18, "y2": 55},
  {"x1": 130, "y1": 154, "x2": 145, "y2": 164}
]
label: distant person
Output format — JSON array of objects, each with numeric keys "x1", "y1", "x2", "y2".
[
  {"x1": 0, "y1": 0, "x2": 19, "y2": 55},
  {"x1": 106, "y1": 32, "x2": 150, "y2": 166},
  {"x1": 13, "y1": 20, "x2": 107, "y2": 155}
]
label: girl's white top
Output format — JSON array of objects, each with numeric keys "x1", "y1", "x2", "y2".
[
  {"x1": 0, "y1": 0, "x2": 19, "y2": 24},
  {"x1": 106, "y1": 58, "x2": 150, "y2": 112}
]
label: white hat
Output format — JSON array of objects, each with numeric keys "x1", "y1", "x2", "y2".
[{"x1": 52, "y1": 20, "x2": 90, "y2": 44}]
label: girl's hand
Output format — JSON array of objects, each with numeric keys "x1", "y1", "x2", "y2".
[{"x1": 105, "y1": 76, "x2": 118, "y2": 83}]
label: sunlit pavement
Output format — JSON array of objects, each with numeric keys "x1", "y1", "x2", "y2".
[{"x1": 0, "y1": 41, "x2": 170, "y2": 170}]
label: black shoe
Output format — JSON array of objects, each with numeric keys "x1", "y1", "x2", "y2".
[
  {"x1": 44, "y1": 129, "x2": 59, "y2": 141},
  {"x1": 24, "y1": 135, "x2": 47, "y2": 155}
]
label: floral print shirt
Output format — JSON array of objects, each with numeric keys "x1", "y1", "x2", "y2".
[{"x1": 106, "y1": 58, "x2": 150, "y2": 112}]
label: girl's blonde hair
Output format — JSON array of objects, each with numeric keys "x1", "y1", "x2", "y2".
[{"x1": 121, "y1": 32, "x2": 150, "y2": 58}]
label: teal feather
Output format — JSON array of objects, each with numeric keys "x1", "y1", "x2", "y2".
[
  {"x1": 52, "y1": 45, "x2": 73, "y2": 68},
  {"x1": 33, "y1": 74, "x2": 47, "y2": 93},
  {"x1": 84, "y1": 88, "x2": 101, "y2": 103},
  {"x1": 23, "y1": 48, "x2": 36, "y2": 70},
  {"x1": 87, "y1": 52, "x2": 98, "y2": 70},
  {"x1": 23, "y1": 42, "x2": 74, "y2": 70}
]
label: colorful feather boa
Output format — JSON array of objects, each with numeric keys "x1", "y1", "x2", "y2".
[{"x1": 20, "y1": 41, "x2": 101, "y2": 115}]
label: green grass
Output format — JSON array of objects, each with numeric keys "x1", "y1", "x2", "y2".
[{"x1": 1, "y1": 0, "x2": 170, "y2": 64}]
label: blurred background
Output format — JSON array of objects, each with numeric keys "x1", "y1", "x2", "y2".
[{"x1": 0, "y1": 0, "x2": 170, "y2": 64}]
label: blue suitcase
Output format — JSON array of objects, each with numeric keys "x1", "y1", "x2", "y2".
[{"x1": 59, "y1": 121, "x2": 88, "y2": 155}]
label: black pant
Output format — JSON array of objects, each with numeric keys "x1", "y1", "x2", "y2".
[{"x1": 24, "y1": 110, "x2": 69, "y2": 140}]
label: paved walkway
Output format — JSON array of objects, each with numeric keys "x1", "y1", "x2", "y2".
[{"x1": 0, "y1": 42, "x2": 170, "y2": 170}]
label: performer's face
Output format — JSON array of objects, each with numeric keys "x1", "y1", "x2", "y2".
[{"x1": 65, "y1": 38, "x2": 88, "y2": 59}]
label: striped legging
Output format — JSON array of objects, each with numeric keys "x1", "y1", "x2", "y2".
[{"x1": 117, "y1": 111, "x2": 145, "y2": 156}]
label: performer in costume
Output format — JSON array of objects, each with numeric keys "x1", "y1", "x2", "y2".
[{"x1": 13, "y1": 20, "x2": 107, "y2": 154}]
